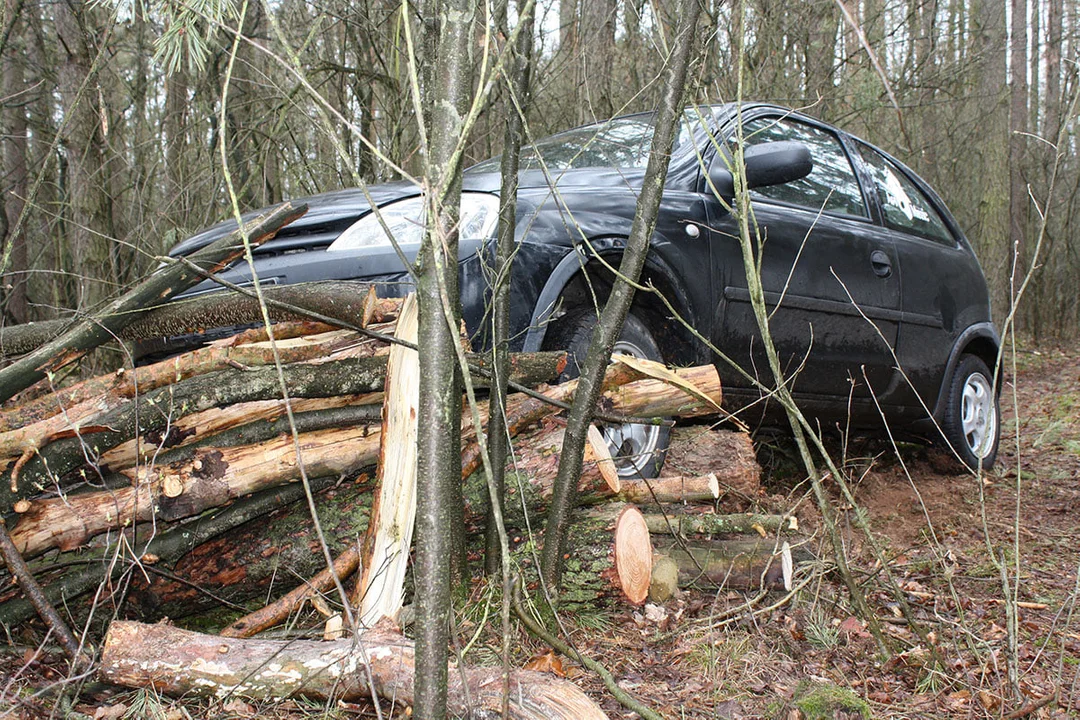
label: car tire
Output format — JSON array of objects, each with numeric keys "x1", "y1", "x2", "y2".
[
  {"x1": 941, "y1": 354, "x2": 1000, "y2": 471},
  {"x1": 543, "y1": 309, "x2": 671, "y2": 479}
]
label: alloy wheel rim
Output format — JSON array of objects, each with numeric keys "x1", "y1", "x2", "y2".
[
  {"x1": 604, "y1": 339, "x2": 662, "y2": 478},
  {"x1": 961, "y1": 372, "x2": 996, "y2": 459}
]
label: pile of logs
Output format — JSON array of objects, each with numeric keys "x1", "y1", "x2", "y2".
[{"x1": 0, "y1": 206, "x2": 799, "y2": 715}]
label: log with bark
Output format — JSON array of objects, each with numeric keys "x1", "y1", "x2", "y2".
[
  {"x1": 0, "y1": 349, "x2": 566, "y2": 510},
  {"x1": 0, "y1": 475, "x2": 345, "y2": 627},
  {"x1": 652, "y1": 538, "x2": 798, "y2": 593},
  {"x1": 10, "y1": 425, "x2": 382, "y2": 558},
  {"x1": 125, "y1": 478, "x2": 374, "y2": 620},
  {"x1": 0, "y1": 325, "x2": 388, "y2": 459},
  {"x1": 0, "y1": 280, "x2": 400, "y2": 359},
  {"x1": 100, "y1": 620, "x2": 609, "y2": 719},
  {"x1": 643, "y1": 511, "x2": 794, "y2": 537}
]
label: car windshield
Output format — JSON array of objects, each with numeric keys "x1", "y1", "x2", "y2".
[{"x1": 468, "y1": 109, "x2": 709, "y2": 174}]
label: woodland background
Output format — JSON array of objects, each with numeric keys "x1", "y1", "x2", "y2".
[{"x1": 0, "y1": 0, "x2": 1074, "y2": 336}]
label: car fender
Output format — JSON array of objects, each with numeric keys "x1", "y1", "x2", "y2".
[
  {"x1": 932, "y1": 321, "x2": 1002, "y2": 419},
  {"x1": 521, "y1": 234, "x2": 694, "y2": 352}
]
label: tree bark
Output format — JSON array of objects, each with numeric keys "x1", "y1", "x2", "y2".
[
  {"x1": 0, "y1": 281, "x2": 399, "y2": 358},
  {"x1": 0, "y1": 354, "x2": 387, "y2": 509},
  {"x1": 99, "y1": 621, "x2": 609, "y2": 719},
  {"x1": 540, "y1": 0, "x2": 701, "y2": 590},
  {"x1": 10, "y1": 425, "x2": 381, "y2": 558},
  {"x1": 653, "y1": 538, "x2": 796, "y2": 592},
  {"x1": 0, "y1": 203, "x2": 306, "y2": 403}
]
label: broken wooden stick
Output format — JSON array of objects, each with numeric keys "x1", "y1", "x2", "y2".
[{"x1": 354, "y1": 293, "x2": 419, "y2": 627}]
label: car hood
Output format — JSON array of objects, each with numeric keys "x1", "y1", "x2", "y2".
[{"x1": 169, "y1": 166, "x2": 648, "y2": 257}]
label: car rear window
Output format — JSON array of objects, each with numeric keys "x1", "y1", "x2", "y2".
[{"x1": 856, "y1": 143, "x2": 955, "y2": 245}]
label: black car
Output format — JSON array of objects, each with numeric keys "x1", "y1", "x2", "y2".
[{"x1": 167, "y1": 104, "x2": 1001, "y2": 476}]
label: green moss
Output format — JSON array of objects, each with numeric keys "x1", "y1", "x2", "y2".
[{"x1": 793, "y1": 681, "x2": 871, "y2": 720}]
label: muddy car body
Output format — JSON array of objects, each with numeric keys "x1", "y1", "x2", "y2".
[{"x1": 166, "y1": 103, "x2": 1001, "y2": 472}]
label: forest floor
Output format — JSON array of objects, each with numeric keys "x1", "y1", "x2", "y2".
[{"x1": 3, "y1": 341, "x2": 1080, "y2": 719}]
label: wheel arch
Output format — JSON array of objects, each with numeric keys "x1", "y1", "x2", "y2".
[
  {"x1": 521, "y1": 236, "x2": 700, "y2": 366},
  {"x1": 932, "y1": 322, "x2": 1002, "y2": 420}
]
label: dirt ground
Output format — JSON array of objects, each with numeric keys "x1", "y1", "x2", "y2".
[{"x1": 3, "y1": 342, "x2": 1080, "y2": 719}]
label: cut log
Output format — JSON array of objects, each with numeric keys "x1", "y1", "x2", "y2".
[
  {"x1": 615, "y1": 474, "x2": 722, "y2": 504},
  {"x1": 653, "y1": 538, "x2": 795, "y2": 592},
  {"x1": 10, "y1": 425, "x2": 382, "y2": 558},
  {"x1": 0, "y1": 356, "x2": 390, "y2": 509},
  {"x1": 125, "y1": 281, "x2": 400, "y2": 350},
  {"x1": 613, "y1": 506, "x2": 652, "y2": 605},
  {"x1": 470, "y1": 425, "x2": 756, "y2": 523},
  {"x1": 126, "y1": 478, "x2": 373, "y2": 620},
  {"x1": 643, "y1": 511, "x2": 791, "y2": 537},
  {"x1": 661, "y1": 426, "x2": 761, "y2": 498},
  {"x1": 459, "y1": 361, "x2": 722, "y2": 480},
  {"x1": 100, "y1": 621, "x2": 609, "y2": 719},
  {"x1": 0, "y1": 329, "x2": 385, "y2": 460},
  {"x1": 542, "y1": 504, "x2": 654, "y2": 609},
  {"x1": 0, "y1": 203, "x2": 306, "y2": 401},
  {"x1": 355, "y1": 293, "x2": 419, "y2": 627}
]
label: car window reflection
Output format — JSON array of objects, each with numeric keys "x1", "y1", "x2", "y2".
[
  {"x1": 741, "y1": 117, "x2": 868, "y2": 218},
  {"x1": 856, "y1": 142, "x2": 955, "y2": 245},
  {"x1": 469, "y1": 111, "x2": 700, "y2": 174}
]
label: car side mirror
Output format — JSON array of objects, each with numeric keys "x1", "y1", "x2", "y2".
[{"x1": 708, "y1": 141, "x2": 814, "y2": 200}]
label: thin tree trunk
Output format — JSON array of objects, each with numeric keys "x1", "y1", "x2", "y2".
[
  {"x1": 1, "y1": 0, "x2": 28, "y2": 324},
  {"x1": 540, "y1": 0, "x2": 701, "y2": 591},
  {"x1": 1010, "y1": 0, "x2": 1030, "y2": 321},
  {"x1": 486, "y1": 0, "x2": 534, "y2": 575},
  {"x1": 415, "y1": 0, "x2": 473, "y2": 712}
]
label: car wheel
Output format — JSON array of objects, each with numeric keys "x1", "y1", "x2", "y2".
[
  {"x1": 543, "y1": 310, "x2": 671, "y2": 479},
  {"x1": 941, "y1": 354, "x2": 1000, "y2": 470}
]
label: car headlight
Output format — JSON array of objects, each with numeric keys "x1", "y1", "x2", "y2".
[{"x1": 327, "y1": 193, "x2": 501, "y2": 252}]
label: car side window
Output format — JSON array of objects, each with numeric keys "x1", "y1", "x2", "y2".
[
  {"x1": 739, "y1": 117, "x2": 868, "y2": 218},
  {"x1": 856, "y1": 142, "x2": 955, "y2": 245}
]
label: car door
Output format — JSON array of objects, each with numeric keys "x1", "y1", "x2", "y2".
[
  {"x1": 851, "y1": 141, "x2": 984, "y2": 409},
  {"x1": 705, "y1": 113, "x2": 902, "y2": 409}
]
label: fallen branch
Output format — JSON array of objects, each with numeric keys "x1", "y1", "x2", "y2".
[
  {"x1": 220, "y1": 545, "x2": 361, "y2": 639},
  {"x1": 0, "y1": 524, "x2": 83, "y2": 661}
]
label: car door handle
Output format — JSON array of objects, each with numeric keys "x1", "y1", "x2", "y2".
[{"x1": 870, "y1": 250, "x2": 892, "y2": 278}]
